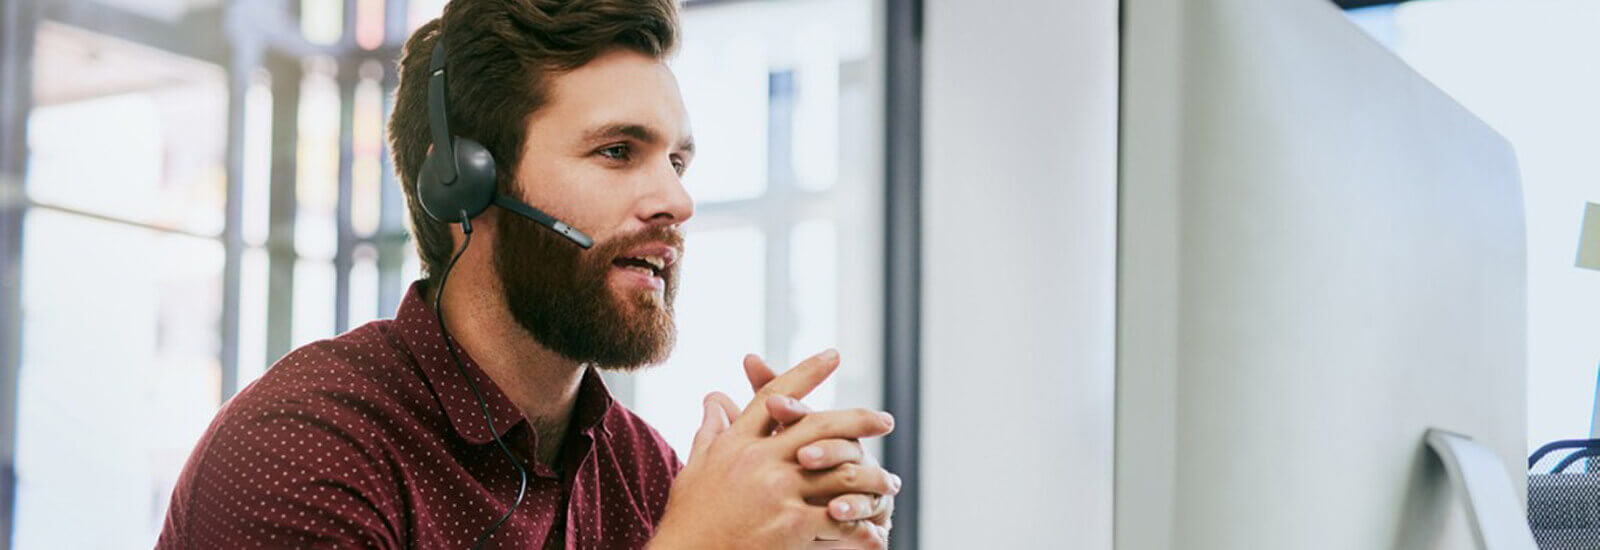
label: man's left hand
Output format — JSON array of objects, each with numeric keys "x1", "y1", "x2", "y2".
[{"x1": 738, "y1": 353, "x2": 896, "y2": 548}]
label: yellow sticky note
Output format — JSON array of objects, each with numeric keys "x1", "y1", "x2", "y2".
[{"x1": 1580, "y1": 202, "x2": 1600, "y2": 271}]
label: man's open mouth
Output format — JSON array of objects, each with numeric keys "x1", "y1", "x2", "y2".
[{"x1": 612, "y1": 254, "x2": 667, "y2": 278}]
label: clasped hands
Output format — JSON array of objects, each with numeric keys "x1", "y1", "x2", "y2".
[{"x1": 652, "y1": 349, "x2": 898, "y2": 550}]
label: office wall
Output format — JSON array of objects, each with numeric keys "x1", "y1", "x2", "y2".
[{"x1": 920, "y1": 1, "x2": 1119, "y2": 547}]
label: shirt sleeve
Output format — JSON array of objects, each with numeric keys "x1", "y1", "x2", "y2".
[{"x1": 157, "y1": 394, "x2": 404, "y2": 549}]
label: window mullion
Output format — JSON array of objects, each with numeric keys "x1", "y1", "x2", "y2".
[
  {"x1": 221, "y1": 25, "x2": 264, "y2": 400},
  {"x1": 333, "y1": 60, "x2": 357, "y2": 334},
  {"x1": 265, "y1": 53, "x2": 303, "y2": 366}
]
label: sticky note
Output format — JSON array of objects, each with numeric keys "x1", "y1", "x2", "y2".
[{"x1": 1579, "y1": 202, "x2": 1600, "y2": 271}]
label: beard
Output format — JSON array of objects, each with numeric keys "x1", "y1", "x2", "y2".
[{"x1": 492, "y1": 211, "x2": 682, "y2": 371}]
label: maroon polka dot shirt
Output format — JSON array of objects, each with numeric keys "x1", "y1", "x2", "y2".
[{"x1": 156, "y1": 282, "x2": 683, "y2": 549}]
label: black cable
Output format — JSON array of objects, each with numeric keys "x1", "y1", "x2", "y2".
[{"x1": 432, "y1": 213, "x2": 529, "y2": 549}]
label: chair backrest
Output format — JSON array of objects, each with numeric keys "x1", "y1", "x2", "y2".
[{"x1": 1528, "y1": 440, "x2": 1600, "y2": 549}]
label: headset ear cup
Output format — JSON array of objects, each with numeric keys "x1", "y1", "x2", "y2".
[
  {"x1": 417, "y1": 138, "x2": 496, "y2": 223},
  {"x1": 452, "y1": 137, "x2": 498, "y2": 218},
  {"x1": 417, "y1": 149, "x2": 449, "y2": 223}
]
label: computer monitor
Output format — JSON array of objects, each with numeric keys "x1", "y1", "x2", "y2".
[{"x1": 1115, "y1": 0, "x2": 1527, "y2": 548}]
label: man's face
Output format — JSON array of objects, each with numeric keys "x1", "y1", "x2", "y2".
[{"x1": 492, "y1": 48, "x2": 696, "y2": 370}]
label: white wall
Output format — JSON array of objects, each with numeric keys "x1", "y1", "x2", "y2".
[{"x1": 920, "y1": 1, "x2": 1119, "y2": 547}]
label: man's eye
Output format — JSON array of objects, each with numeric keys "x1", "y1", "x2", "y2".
[{"x1": 598, "y1": 144, "x2": 630, "y2": 161}]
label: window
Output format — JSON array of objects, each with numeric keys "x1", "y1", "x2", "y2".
[
  {"x1": 621, "y1": 0, "x2": 885, "y2": 458},
  {"x1": 17, "y1": 23, "x2": 228, "y2": 549}
]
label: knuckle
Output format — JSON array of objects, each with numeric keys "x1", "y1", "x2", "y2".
[
  {"x1": 763, "y1": 469, "x2": 792, "y2": 493},
  {"x1": 839, "y1": 464, "x2": 861, "y2": 487},
  {"x1": 873, "y1": 470, "x2": 897, "y2": 493},
  {"x1": 779, "y1": 503, "x2": 810, "y2": 532}
]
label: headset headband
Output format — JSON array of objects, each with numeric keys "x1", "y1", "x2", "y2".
[{"x1": 426, "y1": 42, "x2": 458, "y2": 185}]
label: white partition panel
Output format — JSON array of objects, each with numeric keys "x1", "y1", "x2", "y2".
[{"x1": 921, "y1": 0, "x2": 1119, "y2": 548}]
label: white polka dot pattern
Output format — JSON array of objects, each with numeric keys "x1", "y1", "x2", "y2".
[{"x1": 155, "y1": 282, "x2": 684, "y2": 549}]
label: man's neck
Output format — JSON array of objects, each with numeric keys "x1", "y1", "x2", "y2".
[{"x1": 434, "y1": 270, "x2": 585, "y2": 468}]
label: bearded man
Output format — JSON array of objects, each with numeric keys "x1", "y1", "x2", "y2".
[{"x1": 155, "y1": 0, "x2": 898, "y2": 548}]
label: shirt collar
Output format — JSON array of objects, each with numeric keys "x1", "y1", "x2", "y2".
[{"x1": 394, "y1": 281, "x2": 616, "y2": 445}]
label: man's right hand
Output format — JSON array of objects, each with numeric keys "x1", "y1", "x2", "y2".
[{"x1": 649, "y1": 349, "x2": 898, "y2": 550}]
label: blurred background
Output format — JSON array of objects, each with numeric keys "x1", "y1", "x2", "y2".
[
  {"x1": 0, "y1": 0, "x2": 1593, "y2": 548},
  {"x1": 0, "y1": 0, "x2": 886, "y2": 547}
]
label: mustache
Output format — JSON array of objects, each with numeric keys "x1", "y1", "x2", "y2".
[{"x1": 595, "y1": 225, "x2": 686, "y2": 257}]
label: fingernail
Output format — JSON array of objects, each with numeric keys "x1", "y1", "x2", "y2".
[
  {"x1": 800, "y1": 446, "x2": 823, "y2": 463},
  {"x1": 891, "y1": 473, "x2": 903, "y2": 493},
  {"x1": 820, "y1": 348, "x2": 839, "y2": 361},
  {"x1": 832, "y1": 500, "x2": 851, "y2": 517},
  {"x1": 878, "y1": 412, "x2": 895, "y2": 429}
]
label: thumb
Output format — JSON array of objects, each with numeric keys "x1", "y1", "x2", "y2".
[{"x1": 688, "y1": 392, "x2": 732, "y2": 462}]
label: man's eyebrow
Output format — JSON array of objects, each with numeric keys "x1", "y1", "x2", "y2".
[{"x1": 583, "y1": 123, "x2": 695, "y2": 153}]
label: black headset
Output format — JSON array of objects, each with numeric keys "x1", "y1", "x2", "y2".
[
  {"x1": 418, "y1": 41, "x2": 594, "y2": 248},
  {"x1": 420, "y1": 40, "x2": 591, "y2": 549}
]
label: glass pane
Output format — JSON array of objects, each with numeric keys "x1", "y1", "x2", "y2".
[
  {"x1": 296, "y1": 58, "x2": 340, "y2": 261},
  {"x1": 408, "y1": 0, "x2": 448, "y2": 30},
  {"x1": 301, "y1": 0, "x2": 343, "y2": 45},
  {"x1": 791, "y1": 24, "x2": 840, "y2": 192},
  {"x1": 243, "y1": 70, "x2": 274, "y2": 246},
  {"x1": 15, "y1": 210, "x2": 222, "y2": 549},
  {"x1": 671, "y1": 26, "x2": 769, "y2": 203},
  {"x1": 787, "y1": 220, "x2": 838, "y2": 407},
  {"x1": 350, "y1": 245, "x2": 381, "y2": 328},
  {"x1": 633, "y1": 226, "x2": 766, "y2": 456},
  {"x1": 402, "y1": 246, "x2": 422, "y2": 286},
  {"x1": 293, "y1": 260, "x2": 337, "y2": 349},
  {"x1": 356, "y1": 0, "x2": 386, "y2": 50},
  {"x1": 352, "y1": 66, "x2": 385, "y2": 236},
  {"x1": 673, "y1": 0, "x2": 875, "y2": 202},
  {"x1": 238, "y1": 247, "x2": 270, "y2": 386},
  {"x1": 26, "y1": 23, "x2": 226, "y2": 235}
]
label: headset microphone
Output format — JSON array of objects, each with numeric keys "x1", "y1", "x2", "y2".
[{"x1": 417, "y1": 40, "x2": 592, "y2": 549}]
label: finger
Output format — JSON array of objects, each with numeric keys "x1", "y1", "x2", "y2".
[
  {"x1": 826, "y1": 494, "x2": 881, "y2": 522},
  {"x1": 814, "y1": 517, "x2": 889, "y2": 550},
  {"x1": 730, "y1": 349, "x2": 841, "y2": 437},
  {"x1": 795, "y1": 438, "x2": 864, "y2": 470},
  {"x1": 766, "y1": 394, "x2": 814, "y2": 429},
  {"x1": 865, "y1": 492, "x2": 894, "y2": 527},
  {"x1": 775, "y1": 408, "x2": 894, "y2": 453},
  {"x1": 687, "y1": 392, "x2": 732, "y2": 461},
  {"x1": 709, "y1": 391, "x2": 741, "y2": 425},
  {"x1": 800, "y1": 463, "x2": 899, "y2": 500},
  {"x1": 743, "y1": 353, "x2": 778, "y2": 393}
]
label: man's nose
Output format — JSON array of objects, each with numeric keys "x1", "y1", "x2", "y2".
[{"x1": 638, "y1": 165, "x2": 695, "y2": 226}]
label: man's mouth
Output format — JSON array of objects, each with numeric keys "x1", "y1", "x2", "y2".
[
  {"x1": 609, "y1": 244, "x2": 680, "y2": 289},
  {"x1": 612, "y1": 255, "x2": 666, "y2": 278}
]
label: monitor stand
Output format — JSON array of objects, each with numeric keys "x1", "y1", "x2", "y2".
[{"x1": 1426, "y1": 429, "x2": 1538, "y2": 550}]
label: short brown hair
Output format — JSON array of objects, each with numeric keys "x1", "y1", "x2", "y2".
[{"x1": 388, "y1": 0, "x2": 680, "y2": 285}]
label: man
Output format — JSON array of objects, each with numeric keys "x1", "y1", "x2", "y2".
[{"x1": 155, "y1": 0, "x2": 898, "y2": 548}]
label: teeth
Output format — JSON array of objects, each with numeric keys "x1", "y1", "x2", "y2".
[
  {"x1": 626, "y1": 255, "x2": 666, "y2": 270},
  {"x1": 623, "y1": 265, "x2": 655, "y2": 277}
]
